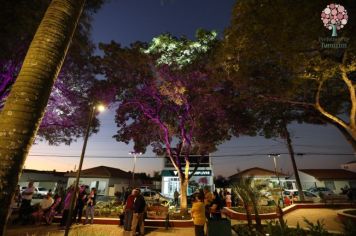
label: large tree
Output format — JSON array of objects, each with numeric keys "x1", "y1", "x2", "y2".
[
  {"x1": 213, "y1": 0, "x2": 351, "y2": 200},
  {"x1": 218, "y1": 0, "x2": 356, "y2": 147},
  {"x1": 0, "y1": 0, "x2": 102, "y2": 145},
  {"x1": 94, "y1": 31, "x2": 249, "y2": 212},
  {"x1": 0, "y1": 0, "x2": 102, "y2": 232}
]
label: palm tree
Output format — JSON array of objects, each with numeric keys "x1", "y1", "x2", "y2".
[{"x1": 0, "y1": 0, "x2": 86, "y2": 234}]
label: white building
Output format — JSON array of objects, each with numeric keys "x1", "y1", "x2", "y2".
[
  {"x1": 290, "y1": 169, "x2": 356, "y2": 194},
  {"x1": 341, "y1": 160, "x2": 356, "y2": 172},
  {"x1": 229, "y1": 167, "x2": 289, "y2": 188},
  {"x1": 161, "y1": 154, "x2": 214, "y2": 198},
  {"x1": 66, "y1": 166, "x2": 132, "y2": 196},
  {"x1": 19, "y1": 169, "x2": 68, "y2": 192}
]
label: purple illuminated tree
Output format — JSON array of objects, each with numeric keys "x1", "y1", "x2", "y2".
[
  {"x1": 95, "y1": 32, "x2": 240, "y2": 212},
  {"x1": 0, "y1": 2, "x2": 101, "y2": 145},
  {"x1": 321, "y1": 3, "x2": 348, "y2": 37}
]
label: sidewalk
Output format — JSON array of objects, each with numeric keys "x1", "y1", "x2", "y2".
[
  {"x1": 6, "y1": 224, "x2": 238, "y2": 236},
  {"x1": 230, "y1": 208, "x2": 344, "y2": 234}
]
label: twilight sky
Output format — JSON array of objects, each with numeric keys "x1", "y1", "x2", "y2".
[{"x1": 25, "y1": 0, "x2": 354, "y2": 177}]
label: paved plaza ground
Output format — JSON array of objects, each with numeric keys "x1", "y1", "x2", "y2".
[{"x1": 6, "y1": 208, "x2": 346, "y2": 236}]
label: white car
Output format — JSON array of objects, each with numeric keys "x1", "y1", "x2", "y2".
[
  {"x1": 308, "y1": 187, "x2": 334, "y2": 196},
  {"x1": 283, "y1": 189, "x2": 320, "y2": 202}
]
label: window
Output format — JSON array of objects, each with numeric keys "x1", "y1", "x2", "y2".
[{"x1": 324, "y1": 181, "x2": 335, "y2": 190}]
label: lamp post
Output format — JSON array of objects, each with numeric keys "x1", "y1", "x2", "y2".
[
  {"x1": 129, "y1": 151, "x2": 142, "y2": 187},
  {"x1": 268, "y1": 154, "x2": 281, "y2": 185},
  {"x1": 268, "y1": 153, "x2": 283, "y2": 206},
  {"x1": 64, "y1": 103, "x2": 105, "y2": 236}
]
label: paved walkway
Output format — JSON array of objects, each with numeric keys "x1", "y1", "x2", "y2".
[
  {"x1": 283, "y1": 208, "x2": 343, "y2": 233},
  {"x1": 6, "y1": 208, "x2": 345, "y2": 235},
  {"x1": 230, "y1": 208, "x2": 344, "y2": 234},
  {"x1": 6, "y1": 224, "x2": 193, "y2": 236}
]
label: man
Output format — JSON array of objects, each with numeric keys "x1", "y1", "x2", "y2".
[
  {"x1": 73, "y1": 185, "x2": 88, "y2": 224},
  {"x1": 19, "y1": 181, "x2": 35, "y2": 224},
  {"x1": 131, "y1": 189, "x2": 146, "y2": 236},
  {"x1": 33, "y1": 192, "x2": 54, "y2": 224},
  {"x1": 123, "y1": 189, "x2": 135, "y2": 230},
  {"x1": 203, "y1": 186, "x2": 213, "y2": 219},
  {"x1": 174, "y1": 189, "x2": 179, "y2": 206}
]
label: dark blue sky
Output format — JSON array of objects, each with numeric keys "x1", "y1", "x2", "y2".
[
  {"x1": 91, "y1": 0, "x2": 235, "y2": 46},
  {"x1": 26, "y1": 0, "x2": 354, "y2": 177}
]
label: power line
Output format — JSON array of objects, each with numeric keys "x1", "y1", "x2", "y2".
[{"x1": 28, "y1": 152, "x2": 355, "y2": 159}]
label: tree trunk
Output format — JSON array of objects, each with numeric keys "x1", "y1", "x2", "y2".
[
  {"x1": 180, "y1": 176, "x2": 188, "y2": 214},
  {"x1": 0, "y1": 0, "x2": 85, "y2": 234},
  {"x1": 283, "y1": 125, "x2": 305, "y2": 201},
  {"x1": 330, "y1": 119, "x2": 356, "y2": 154}
]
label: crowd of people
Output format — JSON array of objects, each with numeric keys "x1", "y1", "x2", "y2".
[
  {"x1": 191, "y1": 186, "x2": 232, "y2": 236},
  {"x1": 10, "y1": 181, "x2": 98, "y2": 228},
  {"x1": 11, "y1": 182, "x2": 235, "y2": 236},
  {"x1": 121, "y1": 188, "x2": 146, "y2": 236}
]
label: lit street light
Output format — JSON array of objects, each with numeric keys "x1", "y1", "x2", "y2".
[
  {"x1": 268, "y1": 153, "x2": 283, "y2": 206},
  {"x1": 129, "y1": 151, "x2": 142, "y2": 187},
  {"x1": 268, "y1": 153, "x2": 281, "y2": 184},
  {"x1": 64, "y1": 103, "x2": 106, "y2": 236}
]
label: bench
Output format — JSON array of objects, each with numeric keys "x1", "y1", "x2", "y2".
[
  {"x1": 146, "y1": 205, "x2": 169, "y2": 220},
  {"x1": 322, "y1": 195, "x2": 348, "y2": 204}
]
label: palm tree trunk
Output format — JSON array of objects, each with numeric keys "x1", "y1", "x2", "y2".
[
  {"x1": 0, "y1": 0, "x2": 85, "y2": 234},
  {"x1": 283, "y1": 125, "x2": 305, "y2": 201}
]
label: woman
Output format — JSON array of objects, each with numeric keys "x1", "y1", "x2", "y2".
[
  {"x1": 191, "y1": 193, "x2": 206, "y2": 236},
  {"x1": 210, "y1": 191, "x2": 222, "y2": 220},
  {"x1": 85, "y1": 187, "x2": 96, "y2": 224},
  {"x1": 225, "y1": 192, "x2": 232, "y2": 208}
]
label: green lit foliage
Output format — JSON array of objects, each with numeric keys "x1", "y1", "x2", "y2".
[{"x1": 143, "y1": 29, "x2": 217, "y2": 68}]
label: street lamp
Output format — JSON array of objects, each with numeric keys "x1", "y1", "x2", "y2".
[
  {"x1": 129, "y1": 151, "x2": 142, "y2": 187},
  {"x1": 268, "y1": 153, "x2": 283, "y2": 206},
  {"x1": 64, "y1": 103, "x2": 106, "y2": 236},
  {"x1": 268, "y1": 153, "x2": 281, "y2": 184}
]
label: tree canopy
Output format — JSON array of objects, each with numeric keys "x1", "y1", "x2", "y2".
[
  {"x1": 217, "y1": 0, "x2": 356, "y2": 145},
  {"x1": 0, "y1": 0, "x2": 105, "y2": 145}
]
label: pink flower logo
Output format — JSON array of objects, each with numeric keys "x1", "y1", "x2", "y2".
[{"x1": 321, "y1": 3, "x2": 348, "y2": 36}]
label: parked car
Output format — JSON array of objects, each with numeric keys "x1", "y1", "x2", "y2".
[
  {"x1": 283, "y1": 189, "x2": 321, "y2": 202},
  {"x1": 20, "y1": 186, "x2": 49, "y2": 198},
  {"x1": 142, "y1": 191, "x2": 172, "y2": 206},
  {"x1": 36, "y1": 187, "x2": 49, "y2": 197},
  {"x1": 308, "y1": 187, "x2": 334, "y2": 196}
]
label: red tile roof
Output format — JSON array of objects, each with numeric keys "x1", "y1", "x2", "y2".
[
  {"x1": 65, "y1": 166, "x2": 131, "y2": 179},
  {"x1": 229, "y1": 167, "x2": 288, "y2": 179},
  {"x1": 299, "y1": 169, "x2": 356, "y2": 180}
]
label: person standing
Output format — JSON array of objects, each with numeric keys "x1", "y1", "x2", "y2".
[
  {"x1": 225, "y1": 192, "x2": 232, "y2": 208},
  {"x1": 19, "y1": 181, "x2": 35, "y2": 224},
  {"x1": 203, "y1": 186, "x2": 213, "y2": 219},
  {"x1": 123, "y1": 189, "x2": 135, "y2": 230},
  {"x1": 191, "y1": 193, "x2": 206, "y2": 236},
  {"x1": 85, "y1": 187, "x2": 97, "y2": 224},
  {"x1": 59, "y1": 185, "x2": 75, "y2": 228},
  {"x1": 131, "y1": 189, "x2": 146, "y2": 236},
  {"x1": 73, "y1": 185, "x2": 88, "y2": 224},
  {"x1": 174, "y1": 189, "x2": 179, "y2": 206}
]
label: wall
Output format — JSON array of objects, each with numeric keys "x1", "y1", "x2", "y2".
[{"x1": 67, "y1": 177, "x2": 109, "y2": 195}]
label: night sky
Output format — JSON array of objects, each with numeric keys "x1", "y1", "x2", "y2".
[{"x1": 25, "y1": 0, "x2": 354, "y2": 177}]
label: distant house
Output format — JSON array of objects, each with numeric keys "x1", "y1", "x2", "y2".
[
  {"x1": 229, "y1": 167, "x2": 289, "y2": 188},
  {"x1": 290, "y1": 169, "x2": 356, "y2": 194},
  {"x1": 65, "y1": 166, "x2": 133, "y2": 196},
  {"x1": 19, "y1": 169, "x2": 68, "y2": 192},
  {"x1": 341, "y1": 160, "x2": 356, "y2": 172}
]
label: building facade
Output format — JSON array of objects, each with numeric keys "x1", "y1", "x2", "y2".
[
  {"x1": 161, "y1": 154, "x2": 214, "y2": 197},
  {"x1": 66, "y1": 166, "x2": 133, "y2": 196},
  {"x1": 291, "y1": 169, "x2": 356, "y2": 194},
  {"x1": 19, "y1": 169, "x2": 68, "y2": 192}
]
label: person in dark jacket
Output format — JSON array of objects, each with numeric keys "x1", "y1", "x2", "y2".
[{"x1": 131, "y1": 189, "x2": 146, "y2": 236}]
